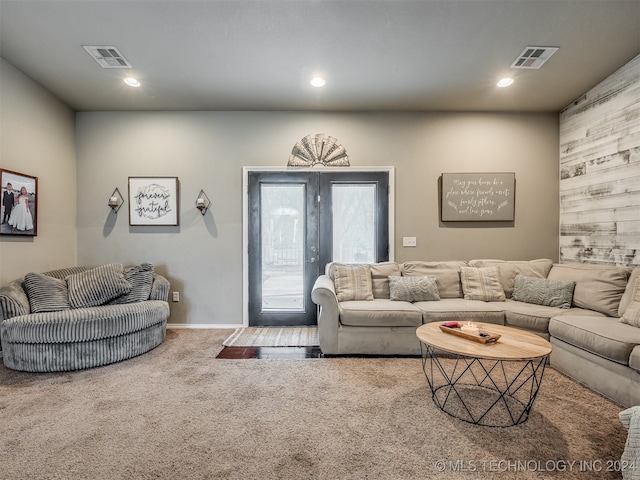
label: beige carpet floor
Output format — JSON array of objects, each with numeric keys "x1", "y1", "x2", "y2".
[{"x1": 0, "y1": 328, "x2": 629, "y2": 480}]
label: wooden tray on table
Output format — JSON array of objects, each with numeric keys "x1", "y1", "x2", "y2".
[{"x1": 438, "y1": 322, "x2": 501, "y2": 344}]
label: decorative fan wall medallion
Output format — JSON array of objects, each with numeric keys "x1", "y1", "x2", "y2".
[{"x1": 287, "y1": 134, "x2": 350, "y2": 167}]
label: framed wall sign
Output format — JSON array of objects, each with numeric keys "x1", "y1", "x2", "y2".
[
  {"x1": 128, "y1": 176, "x2": 179, "y2": 226},
  {"x1": 441, "y1": 172, "x2": 515, "y2": 222},
  {"x1": 0, "y1": 169, "x2": 38, "y2": 236}
]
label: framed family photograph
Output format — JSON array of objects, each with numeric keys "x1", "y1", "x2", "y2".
[
  {"x1": 128, "y1": 176, "x2": 179, "y2": 226},
  {"x1": 1, "y1": 169, "x2": 38, "y2": 236}
]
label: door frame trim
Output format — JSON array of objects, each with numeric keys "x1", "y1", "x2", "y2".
[{"x1": 242, "y1": 166, "x2": 395, "y2": 327}]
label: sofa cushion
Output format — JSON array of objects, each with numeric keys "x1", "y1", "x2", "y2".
[
  {"x1": 389, "y1": 276, "x2": 440, "y2": 302},
  {"x1": 110, "y1": 263, "x2": 155, "y2": 304},
  {"x1": 460, "y1": 266, "x2": 506, "y2": 302},
  {"x1": 338, "y1": 299, "x2": 422, "y2": 327},
  {"x1": 23, "y1": 272, "x2": 71, "y2": 313},
  {"x1": 547, "y1": 263, "x2": 629, "y2": 317},
  {"x1": 0, "y1": 279, "x2": 30, "y2": 319},
  {"x1": 512, "y1": 275, "x2": 575, "y2": 309},
  {"x1": 620, "y1": 266, "x2": 640, "y2": 317},
  {"x1": 401, "y1": 261, "x2": 467, "y2": 298},
  {"x1": 369, "y1": 262, "x2": 401, "y2": 299},
  {"x1": 332, "y1": 264, "x2": 374, "y2": 302},
  {"x1": 500, "y1": 299, "x2": 560, "y2": 333},
  {"x1": 498, "y1": 299, "x2": 588, "y2": 333},
  {"x1": 469, "y1": 259, "x2": 553, "y2": 298},
  {"x1": 549, "y1": 315, "x2": 640, "y2": 365},
  {"x1": 66, "y1": 263, "x2": 132, "y2": 309},
  {"x1": 416, "y1": 298, "x2": 505, "y2": 325}
]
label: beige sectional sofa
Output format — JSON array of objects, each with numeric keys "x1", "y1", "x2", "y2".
[{"x1": 311, "y1": 259, "x2": 640, "y2": 407}]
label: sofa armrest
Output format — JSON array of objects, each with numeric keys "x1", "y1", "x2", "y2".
[
  {"x1": 311, "y1": 275, "x2": 340, "y2": 354},
  {"x1": 0, "y1": 279, "x2": 30, "y2": 321},
  {"x1": 150, "y1": 274, "x2": 170, "y2": 302}
]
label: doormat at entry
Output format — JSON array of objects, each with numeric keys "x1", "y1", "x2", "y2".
[{"x1": 222, "y1": 327, "x2": 319, "y2": 347}]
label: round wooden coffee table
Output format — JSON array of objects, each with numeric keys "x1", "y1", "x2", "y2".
[{"x1": 416, "y1": 322, "x2": 552, "y2": 427}]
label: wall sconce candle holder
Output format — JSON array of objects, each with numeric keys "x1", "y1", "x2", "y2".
[
  {"x1": 195, "y1": 190, "x2": 211, "y2": 215},
  {"x1": 108, "y1": 187, "x2": 124, "y2": 213}
]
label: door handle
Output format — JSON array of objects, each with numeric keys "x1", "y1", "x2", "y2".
[{"x1": 308, "y1": 257, "x2": 317, "y2": 263}]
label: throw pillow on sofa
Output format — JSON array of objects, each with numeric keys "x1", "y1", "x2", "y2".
[
  {"x1": 333, "y1": 264, "x2": 374, "y2": 302},
  {"x1": 512, "y1": 274, "x2": 575, "y2": 309},
  {"x1": 328, "y1": 262, "x2": 401, "y2": 299},
  {"x1": 23, "y1": 272, "x2": 71, "y2": 313},
  {"x1": 110, "y1": 263, "x2": 154, "y2": 304},
  {"x1": 618, "y1": 406, "x2": 640, "y2": 480},
  {"x1": 621, "y1": 301, "x2": 640, "y2": 328},
  {"x1": 66, "y1": 263, "x2": 132, "y2": 309},
  {"x1": 620, "y1": 280, "x2": 640, "y2": 328},
  {"x1": 468, "y1": 259, "x2": 553, "y2": 298},
  {"x1": 619, "y1": 267, "x2": 640, "y2": 318},
  {"x1": 460, "y1": 266, "x2": 506, "y2": 302},
  {"x1": 389, "y1": 276, "x2": 440, "y2": 302}
]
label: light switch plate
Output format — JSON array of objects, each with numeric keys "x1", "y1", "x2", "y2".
[
  {"x1": 403, "y1": 237, "x2": 417, "y2": 247},
  {"x1": 172, "y1": 291, "x2": 180, "y2": 302}
]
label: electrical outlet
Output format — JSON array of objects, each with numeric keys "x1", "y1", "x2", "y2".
[
  {"x1": 403, "y1": 237, "x2": 417, "y2": 247},
  {"x1": 172, "y1": 291, "x2": 180, "y2": 302}
]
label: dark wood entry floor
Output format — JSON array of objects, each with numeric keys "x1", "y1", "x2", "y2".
[{"x1": 216, "y1": 346, "x2": 325, "y2": 359}]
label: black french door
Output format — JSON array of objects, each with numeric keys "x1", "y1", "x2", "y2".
[{"x1": 248, "y1": 171, "x2": 389, "y2": 326}]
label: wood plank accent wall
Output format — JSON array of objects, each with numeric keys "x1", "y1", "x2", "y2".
[{"x1": 559, "y1": 54, "x2": 640, "y2": 266}]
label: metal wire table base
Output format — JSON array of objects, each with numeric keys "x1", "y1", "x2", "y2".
[{"x1": 421, "y1": 343, "x2": 548, "y2": 427}]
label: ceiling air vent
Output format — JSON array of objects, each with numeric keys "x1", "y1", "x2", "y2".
[
  {"x1": 82, "y1": 45, "x2": 132, "y2": 69},
  {"x1": 510, "y1": 46, "x2": 558, "y2": 69}
]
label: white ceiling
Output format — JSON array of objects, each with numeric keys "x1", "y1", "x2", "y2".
[{"x1": 1, "y1": 0, "x2": 639, "y2": 112}]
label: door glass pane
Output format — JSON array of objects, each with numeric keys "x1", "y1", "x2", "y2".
[
  {"x1": 261, "y1": 184, "x2": 304, "y2": 311},
  {"x1": 332, "y1": 184, "x2": 376, "y2": 263}
]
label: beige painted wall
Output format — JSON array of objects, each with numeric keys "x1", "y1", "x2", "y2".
[
  {"x1": 0, "y1": 59, "x2": 77, "y2": 284},
  {"x1": 75, "y1": 111, "x2": 559, "y2": 326}
]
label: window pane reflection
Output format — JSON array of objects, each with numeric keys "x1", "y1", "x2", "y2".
[
  {"x1": 261, "y1": 184, "x2": 304, "y2": 311},
  {"x1": 332, "y1": 184, "x2": 375, "y2": 263}
]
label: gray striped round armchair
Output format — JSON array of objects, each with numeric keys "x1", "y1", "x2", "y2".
[{"x1": 0, "y1": 263, "x2": 170, "y2": 372}]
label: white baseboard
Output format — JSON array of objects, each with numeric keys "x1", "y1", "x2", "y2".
[{"x1": 167, "y1": 323, "x2": 242, "y2": 329}]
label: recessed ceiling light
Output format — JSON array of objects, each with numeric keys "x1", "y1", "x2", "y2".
[
  {"x1": 497, "y1": 77, "x2": 514, "y2": 88},
  {"x1": 310, "y1": 77, "x2": 326, "y2": 87},
  {"x1": 123, "y1": 77, "x2": 141, "y2": 87}
]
